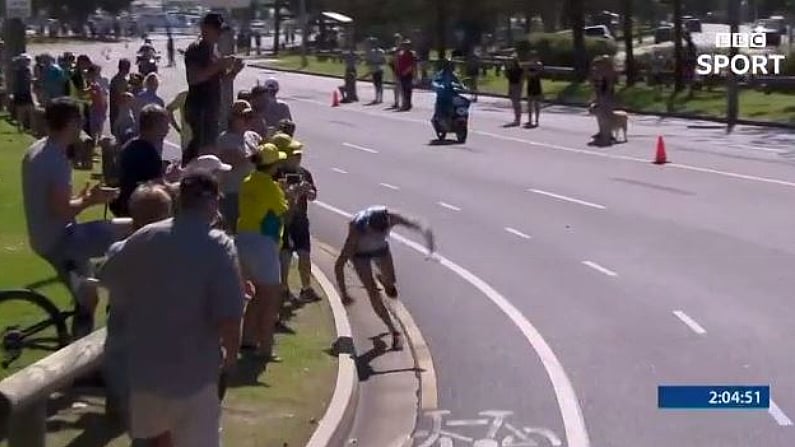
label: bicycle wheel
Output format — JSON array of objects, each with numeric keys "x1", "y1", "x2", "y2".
[{"x1": 0, "y1": 289, "x2": 71, "y2": 370}]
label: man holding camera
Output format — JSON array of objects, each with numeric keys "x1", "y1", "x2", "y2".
[
  {"x1": 272, "y1": 133, "x2": 319, "y2": 303},
  {"x1": 183, "y1": 12, "x2": 244, "y2": 165}
]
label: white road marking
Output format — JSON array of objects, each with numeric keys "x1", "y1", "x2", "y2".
[
  {"x1": 331, "y1": 167, "x2": 348, "y2": 174},
  {"x1": 505, "y1": 227, "x2": 532, "y2": 240},
  {"x1": 582, "y1": 261, "x2": 618, "y2": 277},
  {"x1": 313, "y1": 200, "x2": 592, "y2": 447},
  {"x1": 672, "y1": 310, "x2": 707, "y2": 335},
  {"x1": 379, "y1": 182, "x2": 400, "y2": 190},
  {"x1": 769, "y1": 399, "x2": 794, "y2": 426},
  {"x1": 286, "y1": 95, "x2": 795, "y2": 189},
  {"x1": 529, "y1": 189, "x2": 607, "y2": 210},
  {"x1": 731, "y1": 143, "x2": 787, "y2": 154},
  {"x1": 437, "y1": 201, "x2": 462, "y2": 212},
  {"x1": 446, "y1": 419, "x2": 489, "y2": 426},
  {"x1": 343, "y1": 142, "x2": 379, "y2": 154}
]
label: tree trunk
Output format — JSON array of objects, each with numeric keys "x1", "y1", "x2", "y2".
[
  {"x1": 622, "y1": 0, "x2": 636, "y2": 85},
  {"x1": 570, "y1": 0, "x2": 588, "y2": 81},
  {"x1": 673, "y1": 0, "x2": 683, "y2": 91},
  {"x1": 727, "y1": 0, "x2": 740, "y2": 129},
  {"x1": 273, "y1": 0, "x2": 282, "y2": 55},
  {"x1": 435, "y1": 0, "x2": 447, "y2": 59}
]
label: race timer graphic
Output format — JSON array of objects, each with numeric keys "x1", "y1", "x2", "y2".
[{"x1": 658, "y1": 385, "x2": 770, "y2": 410}]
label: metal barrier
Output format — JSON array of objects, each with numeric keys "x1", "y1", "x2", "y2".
[{"x1": 0, "y1": 329, "x2": 107, "y2": 447}]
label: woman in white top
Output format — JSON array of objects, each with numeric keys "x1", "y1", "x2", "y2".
[{"x1": 216, "y1": 100, "x2": 261, "y2": 233}]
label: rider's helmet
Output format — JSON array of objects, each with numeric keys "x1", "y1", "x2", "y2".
[{"x1": 437, "y1": 58, "x2": 454, "y2": 74}]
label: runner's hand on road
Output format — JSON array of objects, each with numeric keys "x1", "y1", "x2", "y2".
[{"x1": 423, "y1": 227, "x2": 436, "y2": 255}]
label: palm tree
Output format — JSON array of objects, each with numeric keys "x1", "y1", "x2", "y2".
[
  {"x1": 622, "y1": 0, "x2": 636, "y2": 85},
  {"x1": 570, "y1": 0, "x2": 587, "y2": 81}
]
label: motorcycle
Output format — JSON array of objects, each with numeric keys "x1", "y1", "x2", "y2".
[
  {"x1": 431, "y1": 85, "x2": 470, "y2": 144},
  {"x1": 136, "y1": 54, "x2": 160, "y2": 76}
]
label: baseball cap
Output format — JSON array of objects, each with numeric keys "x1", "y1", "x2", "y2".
[
  {"x1": 231, "y1": 99, "x2": 253, "y2": 116},
  {"x1": 201, "y1": 12, "x2": 224, "y2": 30},
  {"x1": 286, "y1": 138, "x2": 303, "y2": 156},
  {"x1": 253, "y1": 143, "x2": 287, "y2": 166},
  {"x1": 186, "y1": 155, "x2": 232, "y2": 174},
  {"x1": 263, "y1": 77, "x2": 279, "y2": 90},
  {"x1": 271, "y1": 133, "x2": 292, "y2": 150}
]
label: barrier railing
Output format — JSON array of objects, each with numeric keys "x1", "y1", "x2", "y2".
[{"x1": 0, "y1": 329, "x2": 108, "y2": 447}]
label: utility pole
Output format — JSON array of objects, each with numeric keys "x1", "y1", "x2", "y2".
[
  {"x1": 727, "y1": 0, "x2": 740, "y2": 130},
  {"x1": 299, "y1": 0, "x2": 307, "y2": 67}
]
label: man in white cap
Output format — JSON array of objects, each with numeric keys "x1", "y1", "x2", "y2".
[{"x1": 185, "y1": 154, "x2": 232, "y2": 175}]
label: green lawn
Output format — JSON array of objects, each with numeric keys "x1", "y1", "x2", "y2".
[{"x1": 263, "y1": 55, "x2": 795, "y2": 125}]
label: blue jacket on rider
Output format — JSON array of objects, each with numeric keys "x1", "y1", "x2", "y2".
[{"x1": 432, "y1": 67, "x2": 462, "y2": 118}]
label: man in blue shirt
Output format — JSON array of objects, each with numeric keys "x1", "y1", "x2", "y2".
[{"x1": 111, "y1": 104, "x2": 179, "y2": 217}]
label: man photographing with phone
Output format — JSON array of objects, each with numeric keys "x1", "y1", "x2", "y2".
[
  {"x1": 183, "y1": 12, "x2": 244, "y2": 165},
  {"x1": 272, "y1": 133, "x2": 320, "y2": 303}
]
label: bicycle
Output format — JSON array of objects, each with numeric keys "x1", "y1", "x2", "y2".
[
  {"x1": 413, "y1": 410, "x2": 563, "y2": 447},
  {"x1": 1, "y1": 265, "x2": 100, "y2": 370}
]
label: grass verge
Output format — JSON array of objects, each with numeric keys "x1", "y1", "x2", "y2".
[{"x1": 262, "y1": 54, "x2": 795, "y2": 125}]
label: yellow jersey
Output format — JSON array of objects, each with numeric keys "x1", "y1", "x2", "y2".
[{"x1": 237, "y1": 170, "x2": 289, "y2": 244}]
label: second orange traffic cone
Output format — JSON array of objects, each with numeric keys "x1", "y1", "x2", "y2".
[
  {"x1": 332, "y1": 90, "x2": 340, "y2": 107},
  {"x1": 653, "y1": 135, "x2": 668, "y2": 165}
]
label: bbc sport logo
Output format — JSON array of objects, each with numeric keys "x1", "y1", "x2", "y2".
[{"x1": 696, "y1": 32, "x2": 786, "y2": 76}]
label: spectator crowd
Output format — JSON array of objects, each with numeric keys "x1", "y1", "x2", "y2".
[{"x1": 18, "y1": 11, "x2": 321, "y2": 447}]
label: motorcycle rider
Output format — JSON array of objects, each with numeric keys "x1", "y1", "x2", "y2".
[
  {"x1": 136, "y1": 39, "x2": 158, "y2": 75},
  {"x1": 431, "y1": 59, "x2": 464, "y2": 124}
]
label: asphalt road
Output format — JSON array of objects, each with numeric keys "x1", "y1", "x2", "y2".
[{"x1": 34, "y1": 39, "x2": 795, "y2": 446}]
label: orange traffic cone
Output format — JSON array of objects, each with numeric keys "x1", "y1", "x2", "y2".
[
  {"x1": 653, "y1": 136, "x2": 668, "y2": 165},
  {"x1": 332, "y1": 90, "x2": 340, "y2": 107}
]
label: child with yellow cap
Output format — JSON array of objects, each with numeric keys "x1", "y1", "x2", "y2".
[{"x1": 271, "y1": 133, "x2": 319, "y2": 304}]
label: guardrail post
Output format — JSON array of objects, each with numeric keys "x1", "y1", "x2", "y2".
[{"x1": 7, "y1": 400, "x2": 46, "y2": 447}]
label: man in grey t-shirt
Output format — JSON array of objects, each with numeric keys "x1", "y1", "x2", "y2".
[
  {"x1": 98, "y1": 171, "x2": 244, "y2": 446},
  {"x1": 21, "y1": 98, "x2": 126, "y2": 337}
]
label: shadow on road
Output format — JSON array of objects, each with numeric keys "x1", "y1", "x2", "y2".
[{"x1": 354, "y1": 333, "x2": 418, "y2": 381}]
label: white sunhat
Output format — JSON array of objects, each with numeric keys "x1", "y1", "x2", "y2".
[{"x1": 186, "y1": 155, "x2": 232, "y2": 174}]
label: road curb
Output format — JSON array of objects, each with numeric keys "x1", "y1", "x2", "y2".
[
  {"x1": 306, "y1": 263, "x2": 359, "y2": 447},
  {"x1": 312, "y1": 238, "x2": 436, "y2": 447},
  {"x1": 249, "y1": 62, "x2": 795, "y2": 130}
]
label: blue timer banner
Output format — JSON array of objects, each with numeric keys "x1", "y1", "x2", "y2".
[{"x1": 658, "y1": 385, "x2": 770, "y2": 409}]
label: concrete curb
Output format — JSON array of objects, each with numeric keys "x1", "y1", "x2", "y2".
[
  {"x1": 311, "y1": 239, "x2": 436, "y2": 447},
  {"x1": 249, "y1": 62, "x2": 795, "y2": 130},
  {"x1": 306, "y1": 263, "x2": 359, "y2": 447}
]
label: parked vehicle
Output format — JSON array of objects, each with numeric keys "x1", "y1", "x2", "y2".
[
  {"x1": 584, "y1": 25, "x2": 615, "y2": 40},
  {"x1": 654, "y1": 25, "x2": 673, "y2": 43}
]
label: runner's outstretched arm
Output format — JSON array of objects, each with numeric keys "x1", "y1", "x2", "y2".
[{"x1": 390, "y1": 212, "x2": 436, "y2": 254}]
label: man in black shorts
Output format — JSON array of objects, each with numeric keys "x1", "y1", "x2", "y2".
[
  {"x1": 183, "y1": 13, "x2": 243, "y2": 165},
  {"x1": 272, "y1": 133, "x2": 319, "y2": 303}
]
